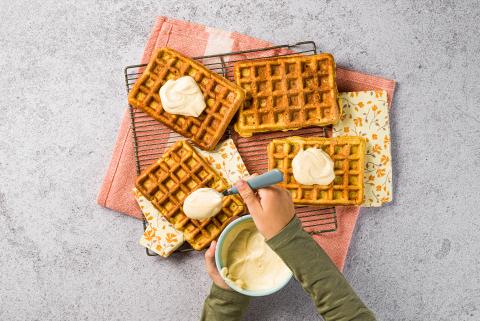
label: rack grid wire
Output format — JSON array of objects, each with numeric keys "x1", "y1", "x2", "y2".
[{"x1": 124, "y1": 41, "x2": 338, "y2": 256}]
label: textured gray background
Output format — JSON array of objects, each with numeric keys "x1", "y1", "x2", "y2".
[{"x1": 1, "y1": 0, "x2": 479, "y2": 320}]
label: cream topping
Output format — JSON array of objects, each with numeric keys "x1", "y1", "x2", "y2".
[
  {"x1": 221, "y1": 222, "x2": 291, "y2": 291},
  {"x1": 292, "y1": 148, "x2": 335, "y2": 185},
  {"x1": 159, "y1": 76, "x2": 206, "y2": 117},
  {"x1": 183, "y1": 188, "x2": 223, "y2": 220}
]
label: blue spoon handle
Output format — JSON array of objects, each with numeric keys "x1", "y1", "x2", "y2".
[{"x1": 223, "y1": 169, "x2": 284, "y2": 196}]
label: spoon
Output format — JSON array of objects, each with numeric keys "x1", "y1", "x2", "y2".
[
  {"x1": 183, "y1": 170, "x2": 284, "y2": 220},
  {"x1": 222, "y1": 169, "x2": 284, "y2": 195}
]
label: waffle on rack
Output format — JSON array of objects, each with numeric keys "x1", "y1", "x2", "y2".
[
  {"x1": 128, "y1": 48, "x2": 246, "y2": 151},
  {"x1": 268, "y1": 136, "x2": 366, "y2": 206},
  {"x1": 135, "y1": 140, "x2": 245, "y2": 250},
  {"x1": 233, "y1": 54, "x2": 340, "y2": 137}
]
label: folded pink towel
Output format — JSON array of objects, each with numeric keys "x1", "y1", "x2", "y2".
[{"x1": 97, "y1": 17, "x2": 396, "y2": 270}]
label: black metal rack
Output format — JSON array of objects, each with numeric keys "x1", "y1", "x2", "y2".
[{"x1": 124, "y1": 41, "x2": 337, "y2": 256}]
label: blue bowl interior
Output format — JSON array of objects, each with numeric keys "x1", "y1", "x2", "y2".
[{"x1": 214, "y1": 215, "x2": 292, "y2": 297}]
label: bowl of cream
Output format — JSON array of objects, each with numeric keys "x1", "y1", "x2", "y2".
[{"x1": 215, "y1": 215, "x2": 293, "y2": 296}]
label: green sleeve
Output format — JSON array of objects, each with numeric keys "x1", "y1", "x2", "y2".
[
  {"x1": 267, "y1": 217, "x2": 376, "y2": 321},
  {"x1": 201, "y1": 283, "x2": 250, "y2": 321}
]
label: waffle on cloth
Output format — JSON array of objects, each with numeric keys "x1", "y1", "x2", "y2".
[
  {"x1": 135, "y1": 140, "x2": 245, "y2": 250},
  {"x1": 233, "y1": 54, "x2": 340, "y2": 137},
  {"x1": 128, "y1": 48, "x2": 246, "y2": 151},
  {"x1": 268, "y1": 136, "x2": 366, "y2": 206}
]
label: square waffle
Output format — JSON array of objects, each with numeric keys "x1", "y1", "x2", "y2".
[
  {"x1": 268, "y1": 136, "x2": 366, "y2": 205},
  {"x1": 128, "y1": 48, "x2": 246, "y2": 151},
  {"x1": 135, "y1": 140, "x2": 245, "y2": 250},
  {"x1": 233, "y1": 54, "x2": 340, "y2": 137}
]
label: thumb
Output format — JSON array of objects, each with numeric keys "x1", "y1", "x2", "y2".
[
  {"x1": 235, "y1": 180, "x2": 262, "y2": 217},
  {"x1": 204, "y1": 241, "x2": 229, "y2": 290},
  {"x1": 204, "y1": 241, "x2": 217, "y2": 274}
]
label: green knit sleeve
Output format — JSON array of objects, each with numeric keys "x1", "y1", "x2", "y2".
[
  {"x1": 201, "y1": 283, "x2": 250, "y2": 321},
  {"x1": 267, "y1": 217, "x2": 376, "y2": 321}
]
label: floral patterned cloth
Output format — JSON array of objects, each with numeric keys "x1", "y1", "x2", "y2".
[
  {"x1": 134, "y1": 188, "x2": 185, "y2": 257},
  {"x1": 195, "y1": 139, "x2": 250, "y2": 185},
  {"x1": 333, "y1": 90, "x2": 393, "y2": 207},
  {"x1": 136, "y1": 139, "x2": 250, "y2": 256}
]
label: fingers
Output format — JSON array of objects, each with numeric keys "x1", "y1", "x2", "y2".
[
  {"x1": 235, "y1": 180, "x2": 263, "y2": 217},
  {"x1": 206, "y1": 240, "x2": 216, "y2": 257},
  {"x1": 258, "y1": 186, "x2": 293, "y2": 210},
  {"x1": 257, "y1": 185, "x2": 284, "y2": 198},
  {"x1": 204, "y1": 241, "x2": 230, "y2": 290},
  {"x1": 204, "y1": 241, "x2": 217, "y2": 276}
]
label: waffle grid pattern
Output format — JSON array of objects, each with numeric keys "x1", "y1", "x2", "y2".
[
  {"x1": 128, "y1": 48, "x2": 245, "y2": 150},
  {"x1": 234, "y1": 54, "x2": 340, "y2": 137},
  {"x1": 135, "y1": 140, "x2": 245, "y2": 250},
  {"x1": 124, "y1": 43, "x2": 340, "y2": 256},
  {"x1": 268, "y1": 136, "x2": 366, "y2": 205}
]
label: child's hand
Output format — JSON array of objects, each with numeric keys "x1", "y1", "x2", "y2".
[
  {"x1": 204, "y1": 178, "x2": 294, "y2": 287},
  {"x1": 204, "y1": 240, "x2": 229, "y2": 290},
  {"x1": 235, "y1": 179, "x2": 295, "y2": 240}
]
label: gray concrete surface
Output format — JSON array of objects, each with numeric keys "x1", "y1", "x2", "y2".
[{"x1": 1, "y1": 0, "x2": 479, "y2": 320}]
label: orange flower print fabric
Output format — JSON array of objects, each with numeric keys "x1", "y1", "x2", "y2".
[
  {"x1": 134, "y1": 188, "x2": 185, "y2": 257},
  {"x1": 333, "y1": 90, "x2": 393, "y2": 207},
  {"x1": 195, "y1": 139, "x2": 250, "y2": 185}
]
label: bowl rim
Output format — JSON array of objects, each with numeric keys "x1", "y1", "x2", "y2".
[{"x1": 214, "y1": 214, "x2": 293, "y2": 297}]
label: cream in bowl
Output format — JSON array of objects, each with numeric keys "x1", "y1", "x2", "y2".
[{"x1": 215, "y1": 215, "x2": 292, "y2": 296}]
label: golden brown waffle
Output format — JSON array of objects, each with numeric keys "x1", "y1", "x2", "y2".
[
  {"x1": 233, "y1": 54, "x2": 340, "y2": 137},
  {"x1": 128, "y1": 48, "x2": 246, "y2": 151},
  {"x1": 268, "y1": 136, "x2": 366, "y2": 205},
  {"x1": 135, "y1": 140, "x2": 245, "y2": 250}
]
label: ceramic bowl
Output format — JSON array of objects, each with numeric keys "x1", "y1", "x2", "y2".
[{"x1": 214, "y1": 215, "x2": 292, "y2": 296}]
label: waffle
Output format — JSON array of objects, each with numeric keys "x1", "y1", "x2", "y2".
[
  {"x1": 268, "y1": 136, "x2": 366, "y2": 205},
  {"x1": 128, "y1": 48, "x2": 246, "y2": 151},
  {"x1": 233, "y1": 54, "x2": 340, "y2": 137},
  {"x1": 135, "y1": 140, "x2": 245, "y2": 250}
]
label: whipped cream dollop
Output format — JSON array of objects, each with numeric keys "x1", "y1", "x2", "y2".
[
  {"x1": 183, "y1": 188, "x2": 223, "y2": 220},
  {"x1": 221, "y1": 221, "x2": 291, "y2": 291},
  {"x1": 292, "y1": 148, "x2": 335, "y2": 185},
  {"x1": 159, "y1": 76, "x2": 206, "y2": 117}
]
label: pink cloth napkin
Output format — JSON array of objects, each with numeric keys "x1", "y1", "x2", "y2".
[{"x1": 97, "y1": 17, "x2": 396, "y2": 270}]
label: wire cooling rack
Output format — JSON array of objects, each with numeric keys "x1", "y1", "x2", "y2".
[{"x1": 124, "y1": 41, "x2": 338, "y2": 256}]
